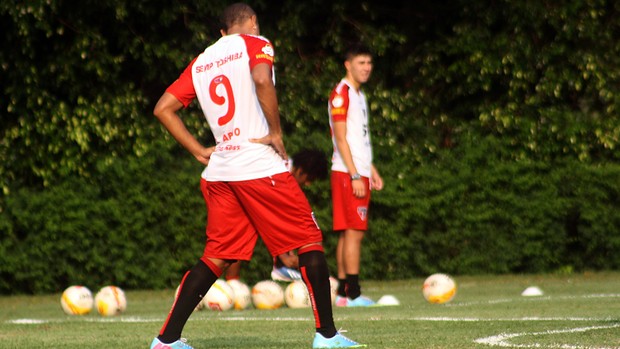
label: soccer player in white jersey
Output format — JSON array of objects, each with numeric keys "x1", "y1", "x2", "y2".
[
  {"x1": 150, "y1": 3, "x2": 365, "y2": 349},
  {"x1": 328, "y1": 44, "x2": 384, "y2": 308}
]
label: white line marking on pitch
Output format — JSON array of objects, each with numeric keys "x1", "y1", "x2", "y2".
[
  {"x1": 6, "y1": 316, "x2": 619, "y2": 325},
  {"x1": 474, "y1": 324, "x2": 620, "y2": 349},
  {"x1": 447, "y1": 294, "x2": 620, "y2": 307}
]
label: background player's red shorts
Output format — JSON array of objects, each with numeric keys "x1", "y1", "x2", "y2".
[
  {"x1": 331, "y1": 171, "x2": 371, "y2": 231},
  {"x1": 200, "y1": 172, "x2": 322, "y2": 261}
]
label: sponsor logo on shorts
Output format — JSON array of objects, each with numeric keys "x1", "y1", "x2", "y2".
[{"x1": 357, "y1": 207, "x2": 367, "y2": 221}]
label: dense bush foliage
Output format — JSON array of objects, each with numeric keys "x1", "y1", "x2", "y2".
[
  {"x1": 2, "y1": 143, "x2": 619, "y2": 294},
  {"x1": 2, "y1": 0, "x2": 620, "y2": 293}
]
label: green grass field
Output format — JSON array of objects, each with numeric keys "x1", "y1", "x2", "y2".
[{"x1": 1, "y1": 272, "x2": 619, "y2": 349}]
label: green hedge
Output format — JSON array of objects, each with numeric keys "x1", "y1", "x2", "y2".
[
  {"x1": 366, "y1": 138, "x2": 620, "y2": 278},
  {"x1": 1, "y1": 142, "x2": 619, "y2": 294}
]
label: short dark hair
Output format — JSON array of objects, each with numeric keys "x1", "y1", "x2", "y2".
[
  {"x1": 220, "y1": 3, "x2": 255, "y2": 31},
  {"x1": 292, "y1": 149, "x2": 328, "y2": 182},
  {"x1": 344, "y1": 43, "x2": 372, "y2": 62}
]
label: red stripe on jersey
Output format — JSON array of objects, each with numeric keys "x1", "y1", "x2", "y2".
[
  {"x1": 166, "y1": 56, "x2": 199, "y2": 108},
  {"x1": 329, "y1": 83, "x2": 350, "y2": 122},
  {"x1": 240, "y1": 34, "x2": 274, "y2": 70}
]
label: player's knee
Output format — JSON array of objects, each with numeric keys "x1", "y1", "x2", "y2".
[{"x1": 298, "y1": 242, "x2": 324, "y2": 255}]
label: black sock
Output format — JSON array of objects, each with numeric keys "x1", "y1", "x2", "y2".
[
  {"x1": 298, "y1": 250, "x2": 337, "y2": 338},
  {"x1": 158, "y1": 260, "x2": 218, "y2": 343},
  {"x1": 345, "y1": 274, "x2": 361, "y2": 299},
  {"x1": 337, "y1": 278, "x2": 347, "y2": 297}
]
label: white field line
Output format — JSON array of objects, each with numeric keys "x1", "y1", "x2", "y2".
[
  {"x1": 5, "y1": 293, "x2": 620, "y2": 325},
  {"x1": 5, "y1": 315, "x2": 619, "y2": 325},
  {"x1": 445, "y1": 294, "x2": 620, "y2": 307},
  {"x1": 474, "y1": 323, "x2": 620, "y2": 349}
]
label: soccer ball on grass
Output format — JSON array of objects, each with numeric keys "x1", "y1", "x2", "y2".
[
  {"x1": 227, "y1": 279, "x2": 252, "y2": 310},
  {"x1": 60, "y1": 285, "x2": 93, "y2": 315},
  {"x1": 95, "y1": 285, "x2": 127, "y2": 316},
  {"x1": 204, "y1": 279, "x2": 235, "y2": 311},
  {"x1": 422, "y1": 273, "x2": 457, "y2": 304},
  {"x1": 252, "y1": 280, "x2": 284, "y2": 310},
  {"x1": 284, "y1": 280, "x2": 311, "y2": 308}
]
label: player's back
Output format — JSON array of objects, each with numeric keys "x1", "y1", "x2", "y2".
[{"x1": 192, "y1": 34, "x2": 286, "y2": 181}]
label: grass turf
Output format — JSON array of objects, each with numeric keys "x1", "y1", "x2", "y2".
[{"x1": 1, "y1": 272, "x2": 619, "y2": 348}]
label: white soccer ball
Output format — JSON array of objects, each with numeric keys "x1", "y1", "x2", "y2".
[
  {"x1": 175, "y1": 284, "x2": 205, "y2": 311},
  {"x1": 95, "y1": 286, "x2": 127, "y2": 316},
  {"x1": 60, "y1": 285, "x2": 93, "y2": 315},
  {"x1": 227, "y1": 279, "x2": 252, "y2": 310},
  {"x1": 284, "y1": 280, "x2": 311, "y2": 308},
  {"x1": 204, "y1": 279, "x2": 235, "y2": 311},
  {"x1": 422, "y1": 273, "x2": 457, "y2": 304},
  {"x1": 252, "y1": 280, "x2": 284, "y2": 310},
  {"x1": 329, "y1": 276, "x2": 339, "y2": 304}
]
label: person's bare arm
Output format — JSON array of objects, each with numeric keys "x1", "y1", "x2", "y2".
[
  {"x1": 153, "y1": 92, "x2": 214, "y2": 165},
  {"x1": 332, "y1": 121, "x2": 366, "y2": 198},
  {"x1": 249, "y1": 63, "x2": 287, "y2": 160}
]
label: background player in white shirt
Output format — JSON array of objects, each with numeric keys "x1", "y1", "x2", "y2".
[
  {"x1": 328, "y1": 44, "x2": 384, "y2": 307},
  {"x1": 150, "y1": 3, "x2": 365, "y2": 349}
]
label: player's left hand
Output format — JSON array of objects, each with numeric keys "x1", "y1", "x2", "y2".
[
  {"x1": 371, "y1": 168, "x2": 384, "y2": 191},
  {"x1": 194, "y1": 146, "x2": 216, "y2": 166},
  {"x1": 250, "y1": 133, "x2": 288, "y2": 160}
]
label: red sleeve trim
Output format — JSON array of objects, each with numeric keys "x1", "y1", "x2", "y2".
[
  {"x1": 240, "y1": 34, "x2": 274, "y2": 70},
  {"x1": 165, "y1": 57, "x2": 198, "y2": 108},
  {"x1": 329, "y1": 84, "x2": 349, "y2": 122}
]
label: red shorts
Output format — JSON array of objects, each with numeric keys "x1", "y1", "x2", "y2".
[
  {"x1": 200, "y1": 172, "x2": 322, "y2": 261},
  {"x1": 331, "y1": 171, "x2": 371, "y2": 231}
]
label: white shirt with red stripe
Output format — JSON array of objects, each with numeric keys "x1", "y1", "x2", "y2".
[
  {"x1": 166, "y1": 34, "x2": 287, "y2": 181},
  {"x1": 328, "y1": 79, "x2": 372, "y2": 177}
]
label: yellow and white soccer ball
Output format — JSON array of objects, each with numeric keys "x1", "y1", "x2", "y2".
[
  {"x1": 204, "y1": 279, "x2": 235, "y2": 311},
  {"x1": 252, "y1": 280, "x2": 284, "y2": 310},
  {"x1": 227, "y1": 279, "x2": 252, "y2": 310},
  {"x1": 95, "y1": 286, "x2": 127, "y2": 316},
  {"x1": 422, "y1": 273, "x2": 457, "y2": 304},
  {"x1": 60, "y1": 285, "x2": 93, "y2": 315},
  {"x1": 284, "y1": 280, "x2": 311, "y2": 308}
]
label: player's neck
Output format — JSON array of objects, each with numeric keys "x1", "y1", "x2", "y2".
[{"x1": 344, "y1": 77, "x2": 361, "y2": 92}]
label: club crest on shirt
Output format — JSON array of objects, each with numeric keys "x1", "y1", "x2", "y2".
[
  {"x1": 261, "y1": 44, "x2": 274, "y2": 56},
  {"x1": 331, "y1": 95, "x2": 344, "y2": 108},
  {"x1": 357, "y1": 207, "x2": 368, "y2": 221}
]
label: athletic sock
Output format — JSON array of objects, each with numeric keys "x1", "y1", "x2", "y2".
[
  {"x1": 158, "y1": 260, "x2": 219, "y2": 343},
  {"x1": 298, "y1": 250, "x2": 337, "y2": 338},
  {"x1": 337, "y1": 278, "x2": 347, "y2": 297},
  {"x1": 345, "y1": 274, "x2": 361, "y2": 299}
]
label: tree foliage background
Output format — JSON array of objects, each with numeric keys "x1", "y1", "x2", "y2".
[{"x1": 1, "y1": 0, "x2": 620, "y2": 293}]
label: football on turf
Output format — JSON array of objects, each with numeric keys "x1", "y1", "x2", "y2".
[
  {"x1": 329, "y1": 276, "x2": 339, "y2": 304},
  {"x1": 95, "y1": 286, "x2": 127, "y2": 316},
  {"x1": 252, "y1": 280, "x2": 284, "y2": 310},
  {"x1": 227, "y1": 279, "x2": 252, "y2": 310},
  {"x1": 284, "y1": 280, "x2": 311, "y2": 308},
  {"x1": 204, "y1": 279, "x2": 235, "y2": 311},
  {"x1": 175, "y1": 284, "x2": 205, "y2": 311},
  {"x1": 422, "y1": 273, "x2": 457, "y2": 304},
  {"x1": 60, "y1": 285, "x2": 93, "y2": 315}
]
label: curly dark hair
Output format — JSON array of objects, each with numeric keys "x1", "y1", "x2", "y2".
[{"x1": 292, "y1": 149, "x2": 328, "y2": 182}]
